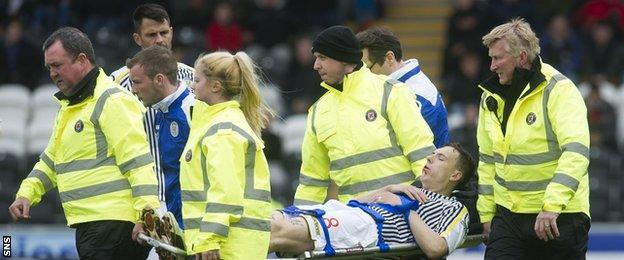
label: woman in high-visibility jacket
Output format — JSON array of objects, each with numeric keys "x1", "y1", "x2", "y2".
[{"x1": 180, "y1": 51, "x2": 273, "y2": 259}]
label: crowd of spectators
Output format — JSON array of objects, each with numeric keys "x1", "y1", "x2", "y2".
[{"x1": 1, "y1": 0, "x2": 623, "y2": 221}]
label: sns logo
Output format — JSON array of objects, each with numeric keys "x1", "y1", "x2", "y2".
[
  {"x1": 324, "y1": 217, "x2": 340, "y2": 228},
  {"x1": 3, "y1": 235, "x2": 10, "y2": 257}
]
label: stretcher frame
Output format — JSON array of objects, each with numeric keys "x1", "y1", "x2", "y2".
[
  {"x1": 138, "y1": 230, "x2": 486, "y2": 259},
  {"x1": 294, "y1": 234, "x2": 486, "y2": 259},
  {"x1": 138, "y1": 233, "x2": 187, "y2": 256}
]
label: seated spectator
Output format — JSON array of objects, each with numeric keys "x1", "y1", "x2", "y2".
[
  {"x1": 573, "y1": 0, "x2": 624, "y2": 32},
  {"x1": 243, "y1": 0, "x2": 298, "y2": 85},
  {"x1": 581, "y1": 21, "x2": 619, "y2": 78},
  {"x1": 0, "y1": 20, "x2": 42, "y2": 89},
  {"x1": 269, "y1": 143, "x2": 475, "y2": 259},
  {"x1": 284, "y1": 34, "x2": 323, "y2": 113},
  {"x1": 578, "y1": 75, "x2": 624, "y2": 150},
  {"x1": 540, "y1": 14, "x2": 582, "y2": 81},
  {"x1": 586, "y1": 81, "x2": 618, "y2": 152},
  {"x1": 443, "y1": 0, "x2": 488, "y2": 77},
  {"x1": 205, "y1": 1, "x2": 243, "y2": 52},
  {"x1": 444, "y1": 51, "x2": 485, "y2": 109}
]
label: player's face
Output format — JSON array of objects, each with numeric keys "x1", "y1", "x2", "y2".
[
  {"x1": 44, "y1": 40, "x2": 86, "y2": 96},
  {"x1": 313, "y1": 52, "x2": 349, "y2": 86},
  {"x1": 421, "y1": 146, "x2": 460, "y2": 193},
  {"x1": 129, "y1": 64, "x2": 161, "y2": 106},
  {"x1": 134, "y1": 18, "x2": 173, "y2": 49}
]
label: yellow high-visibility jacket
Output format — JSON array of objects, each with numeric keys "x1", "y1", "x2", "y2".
[
  {"x1": 294, "y1": 65, "x2": 435, "y2": 205},
  {"x1": 476, "y1": 59, "x2": 590, "y2": 223},
  {"x1": 180, "y1": 100, "x2": 271, "y2": 258},
  {"x1": 16, "y1": 68, "x2": 160, "y2": 226}
]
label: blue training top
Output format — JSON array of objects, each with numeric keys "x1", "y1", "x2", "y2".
[
  {"x1": 153, "y1": 87, "x2": 194, "y2": 228},
  {"x1": 390, "y1": 59, "x2": 449, "y2": 148}
]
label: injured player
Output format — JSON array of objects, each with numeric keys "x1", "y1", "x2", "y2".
[{"x1": 269, "y1": 143, "x2": 476, "y2": 259}]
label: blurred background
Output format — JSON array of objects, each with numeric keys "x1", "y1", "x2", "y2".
[{"x1": 0, "y1": 0, "x2": 623, "y2": 258}]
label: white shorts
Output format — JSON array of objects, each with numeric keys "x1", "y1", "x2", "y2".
[{"x1": 288, "y1": 200, "x2": 378, "y2": 250}]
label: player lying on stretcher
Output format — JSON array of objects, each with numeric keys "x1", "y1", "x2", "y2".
[{"x1": 269, "y1": 143, "x2": 476, "y2": 259}]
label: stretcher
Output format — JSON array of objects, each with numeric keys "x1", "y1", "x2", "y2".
[
  {"x1": 292, "y1": 234, "x2": 486, "y2": 259},
  {"x1": 140, "y1": 233, "x2": 486, "y2": 259}
]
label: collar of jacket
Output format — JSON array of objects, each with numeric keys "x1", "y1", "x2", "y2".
[
  {"x1": 54, "y1": 67, "x2": 100, "y2": 106},
  {"x1": 320, "y1": 61, "x2": 364, "y2": 93},
  {"x1": 152, "y1": 84, "x2": 188, "y2": 113},
  {"x1": 479, "y1": 56, "x2": 546, "y2": 99},
  {"x1": 196, "y1": 100, "x2": 239, "y2": 121}
]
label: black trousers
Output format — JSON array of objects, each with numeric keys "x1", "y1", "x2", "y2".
[
  {"x1": 485, "y1": 206, "x2": 590, "y2": 260},
  {"x1": 75, "y1": 220, "x2": 150, "y2": 260}
]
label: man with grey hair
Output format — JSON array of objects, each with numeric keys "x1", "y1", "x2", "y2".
[
  {"x1": 9, "y1": 27, "x2": 160, "y2": 258},
  {"x1": 476, "y1": 18, "x2": 590, "y2": 259}
]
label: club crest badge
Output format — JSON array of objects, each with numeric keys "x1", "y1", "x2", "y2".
[
  {"x1": 74, "y1": 120, "x2": 84, "y2": 132},
  {"x1": 170, "y1": 121, "x2": 179, "y2": 137},
  {"x1": 185, "y1": 150, "x2": 192, "y2": 162},
  {"x1": 365, "y1": 109, "x2": 377, "y2": 122},
  {"x1": 526, "y1": 112, "x2": 537, "y2": 125}
]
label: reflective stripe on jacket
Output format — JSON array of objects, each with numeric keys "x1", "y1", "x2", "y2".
[
  {"x1": 294, "y1": 65, "x2": 435, "y2": 205},
  {"x1": 180, "y1": 100, "x2": 271, "y2": 258},
  {"x1": 17, "y1": 68, "x2": 160, "y2": 226},
  {"x1": 476, "y1": 61, "x2": 590, "y2": 222}
]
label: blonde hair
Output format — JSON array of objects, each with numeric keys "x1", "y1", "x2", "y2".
[
  {"x1": 482, "y1": 18, "x2": 541, "y2": 62},
  {"x1": 195, "y1": 51, "x2": 274, "y2": 136}
]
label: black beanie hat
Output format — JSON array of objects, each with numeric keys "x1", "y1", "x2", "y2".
[{"x1": 312, "y1": 25, "x2": 362, "y2": 64}]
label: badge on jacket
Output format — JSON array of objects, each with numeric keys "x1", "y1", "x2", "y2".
[
  {"x1": 185, "y1": 150, "x2": 192, "y2": 162},
  {"x1": 365, "y1": 109, "x2": 377, "y2": 122},
  {"x1": 74, "y1": 120, "x2": 84, "y2": 132},
  {"x1": 526, "y1": 112, "x2": 537, "y2": 125},
  {"x1": 170, "y1": 121, "x2": 179, "y2": 137}
]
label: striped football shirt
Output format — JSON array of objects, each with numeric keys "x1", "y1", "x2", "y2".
[{"x1": 368, "y1": 189, "x2": 469, "y2": 251}]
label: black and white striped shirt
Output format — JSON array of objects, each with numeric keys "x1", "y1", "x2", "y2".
[
  {"x1": 368, "y1": 189, "x2": 469, "y2": 251},
  {"x1": 110, "y1": 62, "x2": 195, "y2": 200},
  {"x1": 369, "y1": 205, "x2": 414, "y2": 244}
]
